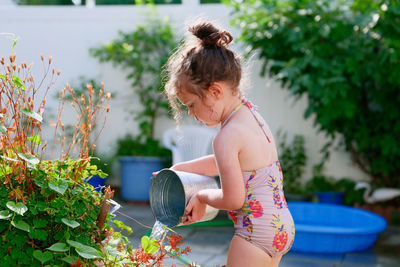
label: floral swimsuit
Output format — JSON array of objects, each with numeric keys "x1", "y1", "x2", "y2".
[{"x1": 228, "y1": 100, "x2": 295, "y2": 257}]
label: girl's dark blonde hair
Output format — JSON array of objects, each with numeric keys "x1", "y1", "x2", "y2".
[{"x1": 164, "y1": 21, "x2": 242, "y2": 122}]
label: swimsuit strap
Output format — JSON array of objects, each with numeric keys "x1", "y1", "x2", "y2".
[
  {"x1": 242, "y1": 99, "x2": 271, "y2": 143},
  {"x1": 221, "y1": 103, "x2": 244, "y2": 127}
]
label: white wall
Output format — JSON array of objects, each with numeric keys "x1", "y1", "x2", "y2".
[{"x1": 0, "y1": 2, "x2": 367, "y2": 184}]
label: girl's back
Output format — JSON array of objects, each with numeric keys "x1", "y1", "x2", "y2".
[{"x1": 220, "y1": 101, "x2": 278, "y2": 172}]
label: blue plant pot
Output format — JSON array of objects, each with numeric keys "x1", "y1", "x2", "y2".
[
  {"x1": 314, "y1": 191, "x2": 345, "y2": 204},
  {"x1": 119, "y1": 156, "x2": 164, "y2": 202},
  {"x1": 84, "y1": 175, "x2": 107, "y2": 193}
]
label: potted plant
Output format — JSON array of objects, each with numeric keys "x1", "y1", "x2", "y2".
[
  {"x1": 114, "y1": 134, "x2": 171, "y2": 201},
  {"x1": 90, "y1": 12, "x2": 175, "y2": 201},
  {"x1": 0, "y1": 49, "x2": 189, "y2": 265},
  {"x1": 305, "y1": 164, "x2": 354, "y2": 205},
  {"x1": 278, "y1": 132, "x2": 310, "y2": 201}
]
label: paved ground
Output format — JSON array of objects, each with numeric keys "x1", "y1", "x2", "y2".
[{"x1": 113, "y1": 201, "x2": 400, "y2": 267}]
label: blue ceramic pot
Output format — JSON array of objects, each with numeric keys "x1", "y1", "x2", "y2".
[
  {"x1": 84, "y1": 175, "x2": 107, "y2": 193},
  {"x1": 119, "y1": 156, "x2": 165, "y2": 202}
]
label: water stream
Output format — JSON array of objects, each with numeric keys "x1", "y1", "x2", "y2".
[{"x1": 150, "y1": 220, "x2": 169, "y2": 241}]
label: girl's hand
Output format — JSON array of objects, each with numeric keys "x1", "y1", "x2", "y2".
[
  {"x1": 184, "y1": 194, "x2": 207, "y2": 225},
  {"x1": 152, "y1": 165, "x2": 178, "y2": 177}
]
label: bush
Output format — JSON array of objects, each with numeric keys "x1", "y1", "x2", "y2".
[
  {"x1": 228, "y1": 0, "x2": 400, "y2": 188},
  {"x1": 0, "y1": 47, "x2": 188, "y2": 265}
]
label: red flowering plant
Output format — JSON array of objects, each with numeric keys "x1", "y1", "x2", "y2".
[{"x1": 0, "y1": 45, "x2": 190, "y2": 266}]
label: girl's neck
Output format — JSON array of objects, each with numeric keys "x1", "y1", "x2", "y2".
[{"x1": 220, "y1": 97, "x2": 243, "y2": 126}]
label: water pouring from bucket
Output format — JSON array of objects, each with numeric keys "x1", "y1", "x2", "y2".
[{"x1": 150, "y1": 169, "x2": 220, "y2": 228}]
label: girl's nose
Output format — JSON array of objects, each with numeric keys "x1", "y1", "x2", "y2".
[{"x1": 188, "y1": 108, "x2": 194, "y2": 117}]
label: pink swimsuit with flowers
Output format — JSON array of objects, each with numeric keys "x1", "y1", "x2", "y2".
[{"x1": 228, "y1": 100, "x2": 295, "y2": 258}]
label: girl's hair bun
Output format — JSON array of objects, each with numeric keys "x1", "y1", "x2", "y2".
[{"x1": 189, "y1": 22, "x2": 233, "y2": 48}]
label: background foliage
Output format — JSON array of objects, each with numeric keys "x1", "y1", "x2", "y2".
[
  {"x1": 90, "y1": 13, "x2": 176, "y2": 157},
  {"x1": 278, "y1": 132, "x2": 307, "y2": 194},
  {"x1": 228, "y1": 0, "x2": 400, "y2": 188}
]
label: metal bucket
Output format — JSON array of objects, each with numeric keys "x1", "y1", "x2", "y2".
[{"x1": 150, "y1": 169, "x2": 220, "y2": 227}]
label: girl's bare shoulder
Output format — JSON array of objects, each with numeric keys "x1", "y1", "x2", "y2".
[{"x1": 213, "y1": 121, "x2": 248, "y2": 149}]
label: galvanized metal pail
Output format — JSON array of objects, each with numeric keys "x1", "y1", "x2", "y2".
[{"x1": 150, "y1": 169, "x2": 220, "y2": 227}]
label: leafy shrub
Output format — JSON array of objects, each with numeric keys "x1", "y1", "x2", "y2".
[
  {"x1": 0, "y1": 47, "x2": 188, "y2": 265},
  {"x1": 228, "y1": 0, "x2": 400, "y2": 188}
]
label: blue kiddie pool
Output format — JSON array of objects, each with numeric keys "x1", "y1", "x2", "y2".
[{"x1": 287, "y1": 202, "x2": 387, "y2": 253}]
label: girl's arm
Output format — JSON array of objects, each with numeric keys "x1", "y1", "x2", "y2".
[
  {"x1": 184, "y1": 129, "x2": 245, "y2": 223},
  {"x1": 170, "y1": 154, "x2": 219, "y2": 177}
]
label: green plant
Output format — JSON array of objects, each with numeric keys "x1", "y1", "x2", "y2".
[
  {"x1": 335, "y1": 178, "x2": 364, "y2": 206},
  {"x1": 0, "y1": 47, "x2": 189, "y2": 265},
  {"x1": 305, "y1": 164, "x2": 340, "y2": 193},
  {"x1": 116, "y1": 134, "x2": 171, "y2": 158},
  {"x1": 90, "y1": 12, "x2": 177, "y2": 157},
  {"x1": 305, "y1": 165, "x2": 364, "y2": 205},
  {"x1": 228, "y1": 0, "x2": 400, "y2": 188},
  {"x1": 278, "y1": 132, "x2": 307, "y2": 194}
]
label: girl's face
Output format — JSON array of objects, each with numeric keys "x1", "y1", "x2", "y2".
[{"x1": 177, "y1": 88, "x2": 220, "y2": 127}]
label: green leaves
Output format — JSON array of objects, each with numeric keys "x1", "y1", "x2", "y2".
[
  {"x1": 18, "y1": 153, "x2": 40, "y2": 166},
  {"x1": 113, "y1": 219, "x2": 133, "y2": 235},
  {"x1": 7, "y1": 201, "x2": 28, "y2": 216},
  {"x1": 229, "y1": 0, "x2": 400, "y2": 187},
  {"x1": 11, "y1": 220, "x2": 30, "y2": 232},
  {"x1": 47, "y1": 242, "x2": 69, "y2": 252},
  {"x1": 61, "y1": 218, "x2": 80, "y2": 228},
  {"x1": 141, "y1": 236, "x2": 159, "y2": 254},
  {"x1": 278, "y1": 133, "x2": 307, "y2": 194},
  {"x1": 0, "y1": 210, "x2": 12, "y2": 219},
  {"x1": 21, "y1": 108, "x2": 43, "y2": 123},
  {"x1": 28, "y1": 134, "x2": 42, "y2": 145},
  {"x1": 0, "y1": 165, "x2": 12, "y2": 176},
  {"x1": 29, "y1": 228, "x2": 48, "y2": 241},
  {"x1": 12, "y1": 75, "x2": 26, "y2": 91},
  {"x1": 48, "y1": 178, "x2": 69, "y2": 195},
  {"x1": 67, "y1": 240, "x2": 102, "y2": 259},
  {"x1": 33, "y1": 218, "x2": 48, "y2": 228},
  {"x1": 61, "y1": 256, "x2": 79, "y2": 264},
  {"x1": 33, "y1": 250, "x2": 53, "y2": 264}
]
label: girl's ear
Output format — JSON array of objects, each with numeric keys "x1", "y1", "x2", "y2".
[{"x1": 208, "y1": 82, "x2": 224, "y2": 100}]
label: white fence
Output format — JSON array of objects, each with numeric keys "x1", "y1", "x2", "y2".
[{"x1": 0, "y1": 1, "x2": 366, "y2": 184}]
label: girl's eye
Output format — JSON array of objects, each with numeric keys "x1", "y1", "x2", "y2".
[{"x1": 189, "y1": 104, "x2": 194, "y2": 108}]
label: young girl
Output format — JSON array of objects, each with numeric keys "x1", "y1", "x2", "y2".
[{"x1": 162, "y1": 21, "x2": 295, "y2": 267}]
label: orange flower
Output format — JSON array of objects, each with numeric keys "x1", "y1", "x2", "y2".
[{"x1": 167, "y1": 233, "x2": 184, "y2": 249}]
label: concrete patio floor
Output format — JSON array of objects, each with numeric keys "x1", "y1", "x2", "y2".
[{"x1": 114, "y1": 201, "x2": 400, "y2": 267}]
